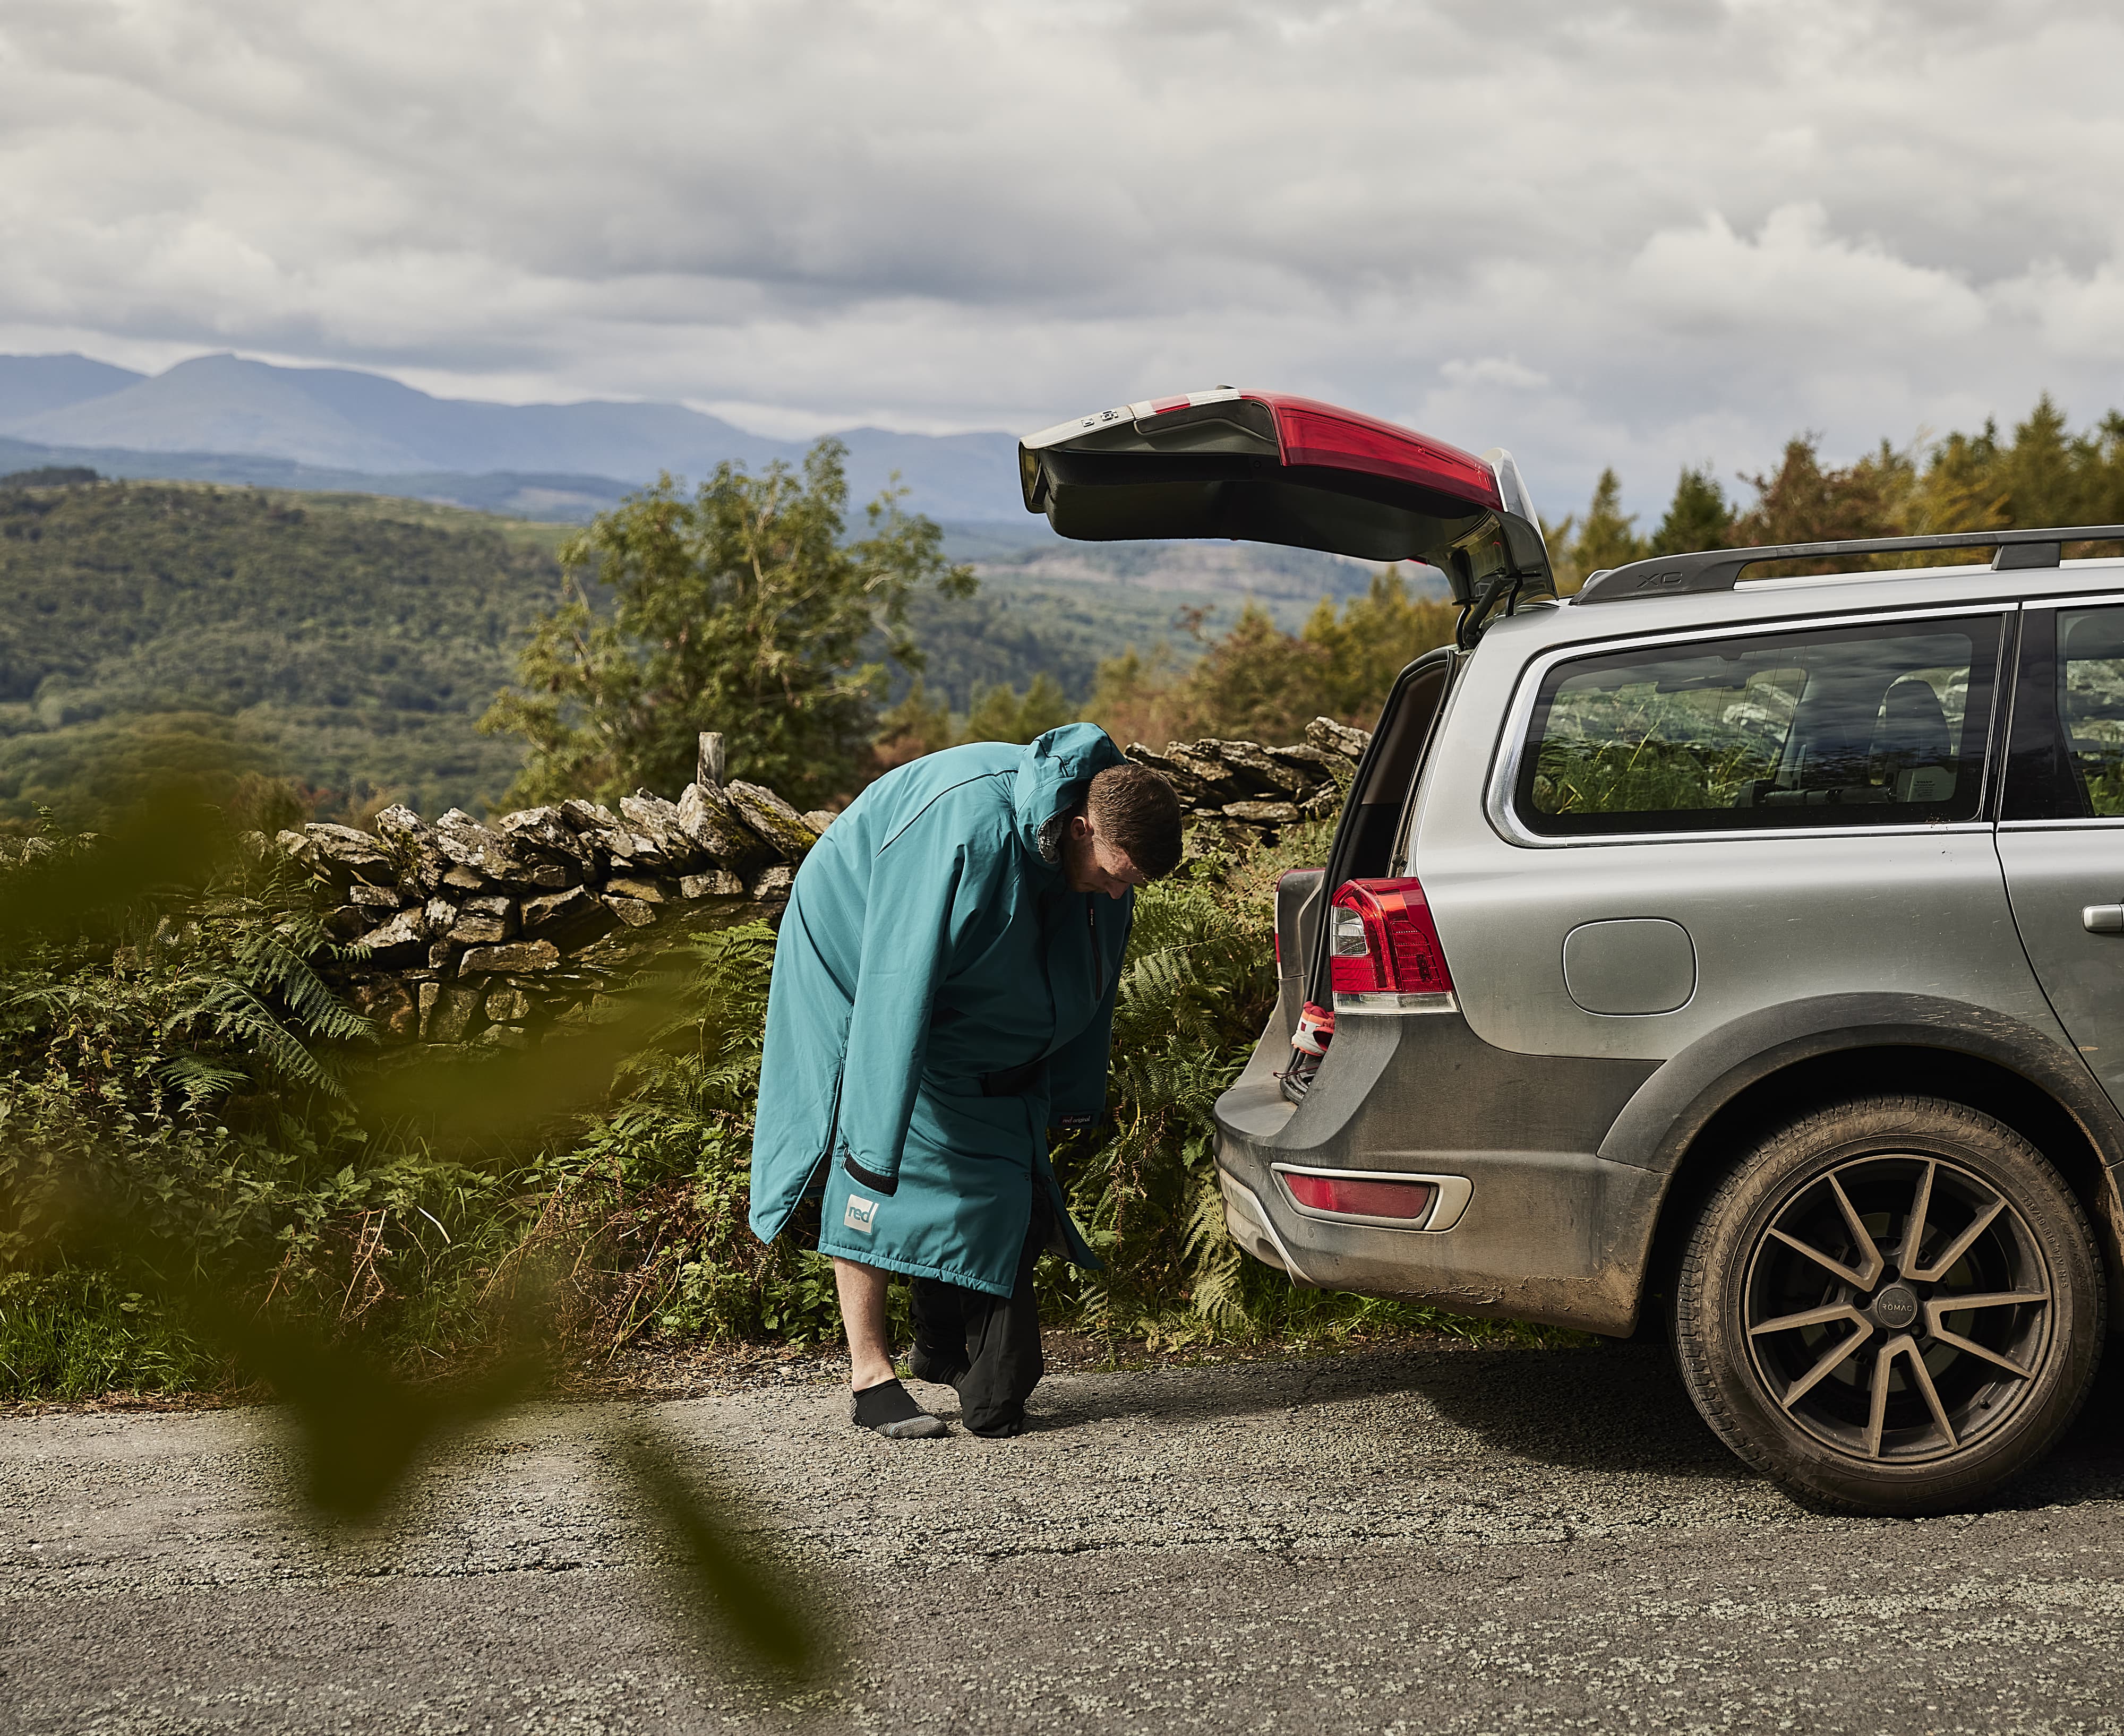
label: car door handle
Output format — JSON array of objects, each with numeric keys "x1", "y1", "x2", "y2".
[{"x1": 2084, "y1": 905, "x2": 2124, "y2": 934}]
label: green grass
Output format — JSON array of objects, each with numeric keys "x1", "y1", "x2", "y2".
[{"x1": 0, "y1": 1270, "x2": 222, "y2": 1399}]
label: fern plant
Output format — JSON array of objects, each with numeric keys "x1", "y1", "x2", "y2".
[
  {"x1": 1051, "y1": 835, "x2": 1281, "y2": 1336},
  {"x1": 0, "y1": 838, "x2": 382, "y2": 1291}
]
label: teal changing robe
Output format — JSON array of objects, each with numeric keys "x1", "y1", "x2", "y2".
[{"x1": 747, "y1": 723, "x2": 1130, "y2": 1296}]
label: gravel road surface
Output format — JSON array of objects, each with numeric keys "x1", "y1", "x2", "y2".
[{"x1": 6, "y1": 1340, "x2": 2124, "y2": 1734}]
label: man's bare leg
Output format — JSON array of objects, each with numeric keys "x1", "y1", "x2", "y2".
[
  {"x1": 833, "y1": 1256, "x2": 948, "y2": 1437},
  {"x1": 833, "y1": 1257, "x2": 897, "y2": 1391}
]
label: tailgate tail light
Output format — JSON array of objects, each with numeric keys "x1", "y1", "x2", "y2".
[{"x1": 1329, "y1": 877, "x2": 1456, "y2": 1012}]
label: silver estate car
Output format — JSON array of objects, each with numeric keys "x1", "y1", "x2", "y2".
[{"x1": 1021, "y1": 388, "x2": 2124, "y2": 1514}]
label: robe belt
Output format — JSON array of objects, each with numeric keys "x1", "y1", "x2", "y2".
[{"x1": 980, "y1": 1058, "x2": 1050, "y2": 1097}]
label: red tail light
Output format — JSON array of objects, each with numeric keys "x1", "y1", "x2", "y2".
[
  {"x1": 1329, "y1": 878, "x2": 1455, "y2": 1009},
  {"x1": 1262, "y1": 398, "x2": 1502, "y2": 510},
  {"x1": 1281, "y1": 1170, "x2": 1438, "y2": 1222}
]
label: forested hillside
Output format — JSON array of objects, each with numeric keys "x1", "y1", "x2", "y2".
[
  {"x1": 0, "y1": 481, "x2": 566, "y2": 819},
  {"x1": 0, "y1": 477, "x2": 1252, "y2": 822},
  {"x1": 895, "y1": 579, "x2": 1242, "y2": 710}
]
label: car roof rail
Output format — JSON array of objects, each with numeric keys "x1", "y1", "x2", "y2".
[{"x1": 1574, "y1": 524, "x2": 2124, "y2": 605}]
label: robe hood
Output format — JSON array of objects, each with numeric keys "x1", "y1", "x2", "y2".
[{"x1": 1011, "y1": 722, "x2": 1126, "y2": 864}]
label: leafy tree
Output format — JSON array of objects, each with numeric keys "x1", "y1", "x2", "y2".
[
  {"x1": 481, "y1": 442, "x2": 973, "y2": 810},
  {"x1": 1085, "y1": 572, "x2": 1457, "y2": 748},
  {"x1": 2085, "y1": 412, "x2": 2124, "y2": 530},
  {"x1": 1730, "y1": 436, "x2": 1914, "y2": 569},
  {"x1": 1905, "y1": 399, "x2": 2124, "y2": 554},
  {"x1": 1539, "y1": 511, "x2": 1577, "y2": 564},
  {"x1": 1648, "y1": 465, "x2": 1735, "y2": 556},
  {"x1": 1734, "y1": 435, "x2": 1914, "y2": 544},
  {"x1": 1999, "y1": 395, "x2": 2081, "y2": 529},
  {"x1": 873, "y1": 671, "x2": 1081, "y2": 769},
  {"x1": 1991, "y1": 397, "x2": 2124, "y2": 530}
]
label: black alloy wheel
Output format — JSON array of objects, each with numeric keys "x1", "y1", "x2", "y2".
[{"x1": 1673, "y1": 1095, "x2": 2103, "y2": 1515}]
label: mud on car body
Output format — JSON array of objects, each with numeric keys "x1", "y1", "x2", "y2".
[{"x1": 1021, "y1": 389, "x2": 2124, "y2": 1514}]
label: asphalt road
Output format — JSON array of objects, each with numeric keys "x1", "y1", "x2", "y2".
[{"x1": 6, "y1": 1340, "x2": 2124, "y2": 1734}]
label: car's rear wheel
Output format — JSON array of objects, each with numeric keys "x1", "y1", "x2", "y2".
[{"x1": 1672, "y1": 1095, "x2": 2103, "y2": 1515}]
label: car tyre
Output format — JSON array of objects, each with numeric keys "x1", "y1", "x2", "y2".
[{"x1": 1672, "y1": 1094, "x2": 2103, "y2": 1515}]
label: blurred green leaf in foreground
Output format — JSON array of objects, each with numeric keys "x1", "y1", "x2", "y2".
[{"x1": 4, "y1": 788, "x2": 821, "y2": 1676}]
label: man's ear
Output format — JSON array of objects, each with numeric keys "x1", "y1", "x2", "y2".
[{"x1": 1067, "y1": 812, "x2": 1094, "y2": 840}]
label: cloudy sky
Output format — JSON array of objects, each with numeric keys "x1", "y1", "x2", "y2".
[{"x1": 2, "y1": 0, "x2": 2120, "y2": 517}]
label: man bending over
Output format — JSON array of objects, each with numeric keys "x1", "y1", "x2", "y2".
[{"x1": 749, "y1": 724, "x2": 1183, "y2": 1438}]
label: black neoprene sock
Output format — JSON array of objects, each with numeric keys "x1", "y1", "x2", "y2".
[
  {"x1": 850, "y1": 1378, "x2": 949, "y2": 1438},
  {"x1": 908, "y1": 1279, "x2": 971, "y2": 1385}
]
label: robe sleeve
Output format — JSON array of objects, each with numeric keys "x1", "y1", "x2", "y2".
[
  {"x1": 1046, "y1": 890, "x2": 1132, "y2": 1127},
  {"x1": 834, "y1": 823, "x2": 977, "y2": 1189}
]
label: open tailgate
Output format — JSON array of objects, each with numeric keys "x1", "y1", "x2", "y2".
[{"x1": 1018, "y1": 389, "x2": 1552, "y2": 603}]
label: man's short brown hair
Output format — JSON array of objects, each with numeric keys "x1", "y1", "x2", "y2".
[{"x1": 1087, "y1": 762, "x2": 1184, "y2": 880}]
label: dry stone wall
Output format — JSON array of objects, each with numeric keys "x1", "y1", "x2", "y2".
[
  {"x1": 281, "y1": 720, "x2": 1367, "y2": 1047},
  {"x1": 1121, "y1": 716, "x2": 1367, "y2": 829}
]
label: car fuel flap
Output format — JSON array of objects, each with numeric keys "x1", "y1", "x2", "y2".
[{"x1": 1017, "y1": 389, "x2": 1554, "y2": 603}]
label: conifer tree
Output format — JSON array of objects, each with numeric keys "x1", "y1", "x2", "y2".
[
  {"x1": 1648, "y1": 465, "x2": 1735, "y2": 556},
  {"x1": 1569, "y1": 469, "x2": 1648, "y2": 579},
  {"x1": 960, "y1": 672, "x2": 1073, "y2": 745},
  {"x1": 1300, "y1": 569, "x2": 1457, "y2": 717}
]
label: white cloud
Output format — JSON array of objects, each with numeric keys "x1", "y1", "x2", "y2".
[
  {"x1": 1628, "y1": 206, "x2": 1987, "y2": 342},
  {"x1": 1440, "y1": 358, "x2": 1552, "y2": 392},
  {"x1": 1, "y1": 0, "x2": 2121, "y2": 516},
  {"x1": 1998, "y1": 259, "x2": 2124, "y2": 364}
]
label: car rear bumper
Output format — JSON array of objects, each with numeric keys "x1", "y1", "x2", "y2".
[{"x1": 1211, "y1": 1009, "x2": 1664, "y2": 1336}]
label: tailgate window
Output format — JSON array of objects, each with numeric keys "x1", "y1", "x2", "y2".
[
  {"x1": 1297, "y1": 646, "x2": 1459, "y2": 1020},
  {"x1": 1332, "y1": 647, "x2": 1460, "y2": 883},
  {"x1": 1513, "y1": 615, "x2": 2003, "y2": 836}
]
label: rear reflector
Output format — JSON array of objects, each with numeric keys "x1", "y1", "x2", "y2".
[
  {"x1": 1281, "y1": 1171, "x2": 1437, "y2": 1222},
  {"x1": 1329, "y1": 878, "x2": 1455, "y2": 1011}
]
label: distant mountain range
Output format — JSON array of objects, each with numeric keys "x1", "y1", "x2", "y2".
[
  {"x1": 0, "y1": 351, "x2": 1444, "y2": 604},
  {"x1": 0, "y1": 351, "x2": 1027, "y2": 525}
]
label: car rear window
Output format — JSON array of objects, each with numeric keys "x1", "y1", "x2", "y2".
[{"x1": 1513, "y1": 614, "x2": 2002, "y2": 836}]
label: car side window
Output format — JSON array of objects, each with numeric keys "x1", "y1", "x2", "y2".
[
  {"x1": 1514, "y1": 615, "x2": 2002, "y2": 837},
  {"x1": 2004, "y1": 605, "x2": 2124, "y2": 822}
]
